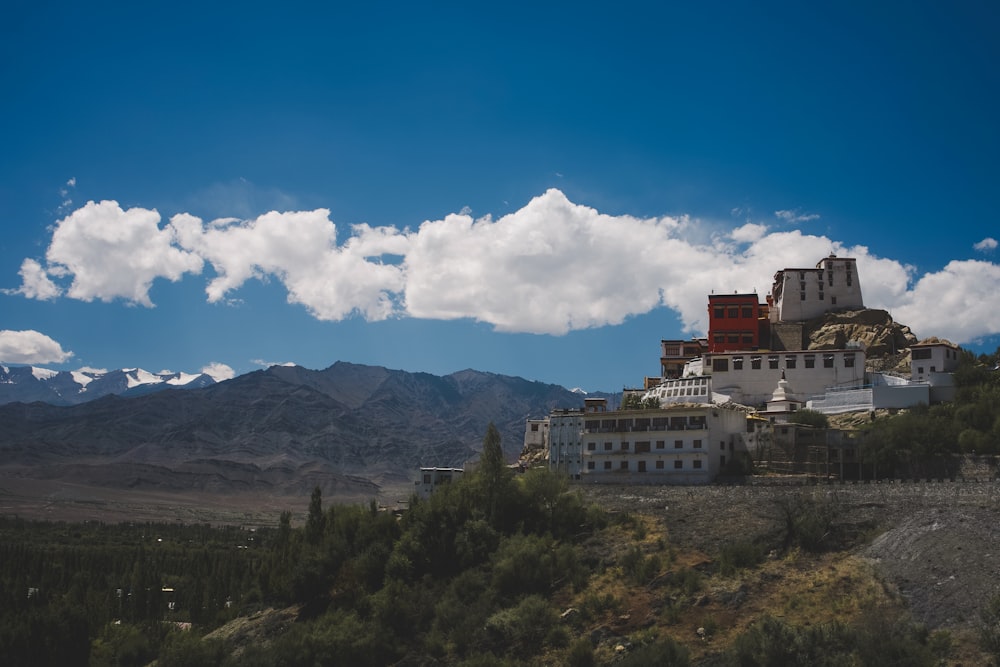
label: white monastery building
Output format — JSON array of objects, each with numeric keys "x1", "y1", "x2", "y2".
[
  {"x1": 577, "y1": 399, "x2": 750, "y2": 484},
  {"x1": 524, "y1": 253, "x2": 965, "y2": 485},
  {"x1": 769, "y1": 255, "x2": 864, "y2": 323},
  {"x1": 699, "y1": 348, "x2": 866, "y2": 407}
]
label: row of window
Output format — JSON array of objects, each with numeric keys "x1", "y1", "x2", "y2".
[
  {"x1": 796, "y1": 266, "x2": 853, "y2": 287},
  {"x1": 912, "y1": 346, "x2": 955, "y2": 361},
  {"x1": 587, "y1": 439, "x2": 704, "y2": 452},
  {"x1": 663, "y1": 345, "x2": 704, "y2": 357},
  {"x1": 712, "y1": 332, "x2": 755, "y2": 344},
  {"x1": 655, "y1": 385, "x2": 708, "y2": 398},
  {"x1": 585, "y1": 417, "x2": 708, "y2": 432},
  {"x1": 586, "y1": 458, "x2": 705, "y2": 471},
  {"x1": 799, "y1": 292, "x2": 840, "y2": 303},
  {"x1": 712, "y1": 305, "x2": 756, "y2": 319},
  {"x1": 711, "y1": 353, "x2": 855, "y2": 372}
]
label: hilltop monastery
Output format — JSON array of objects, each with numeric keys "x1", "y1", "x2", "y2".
[{"x1": 524, "y1": 254, "x2": 962, "y2": 484}]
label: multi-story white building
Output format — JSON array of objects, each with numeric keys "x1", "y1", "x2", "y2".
[
  {"x1": 909, "y1": 339, "x2": 961, "y2": 403},
  {"x1": 699, "y1": 347, "x2": 866, "y2": 407},
  {"x1": 910, "y1": 340, "x2": 961, "y2": 382},
  {"x1": 415, "y1": 467, "x2": 464, "y2": 498},
  {"x1": 578, "y1": 403, "x2": 750, "y2": 484},
  {"x1": 546, "y1": 408, "x2": 585, "y2": 479},
  {"x1": 769, "y1": 255, "x2": 864, "y2": 323},
  {"x1": 524, "y1": 418, "x2": 549, "y2": 452}
]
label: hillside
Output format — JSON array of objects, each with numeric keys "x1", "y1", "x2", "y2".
[
  {"x1": 576, "y1": 480, "x2": 999, "y2": 665},
  {"x1": 0, "y1": 362, "x2": 588, "y2": 509},
  {"x1": 11, "y1": 476, "x2": 994, "y2": 666}
]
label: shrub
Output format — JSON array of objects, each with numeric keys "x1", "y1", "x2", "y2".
[
  {"x1": 616, "y1": 636, "x2": 690, "y2": 666},
  {"x1": 728, "y1": 609, "x2": 942, "y2": 667},
  {"x1": 786, "y1": 409, "x2": 829, "y2": 429},
  {"x1": 621, "y1": 545, "x2": 662, "y2": 584},
  {"x1": 770, "y1": 494, "x2": 837, "y2": 553},
  {"x1": 675, "y1": 567, "x2": 703, "y2": 597},
  {"x1": 484, "y1": 595, "x2": 558, "y2": 656},
  {"x1": 982, "y1": 594, "x2": 1000, "y2": 657},
  {"x1": 717, "y1": 539, "x2": 765, "y2": 575},
  {"x1": 566, "y1": 637, "x2": 595, "y2": 667},
  {"x1": 156, "y1": 631, "x2": 227, "y2": 667},
  {"x1": 491, "y1": 533, "x2": 584, "y2": 599},
  {"x1": 579, "y1": 591, "x2": 620, "y2": 621}
]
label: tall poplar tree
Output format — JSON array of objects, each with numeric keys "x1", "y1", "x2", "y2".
[
  {"x1": 479, "y1": 422, "x2": 513, "y2": 528},
  {"x1": 305, "y1": 486, "x2": 324, "y2": 545}
]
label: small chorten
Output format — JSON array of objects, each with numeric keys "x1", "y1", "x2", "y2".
[{"x1": 765, "y1": 371, "x2": 803, "y2": 419}]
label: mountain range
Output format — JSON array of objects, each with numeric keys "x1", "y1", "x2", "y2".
[
  {"x1": 0, "y1": 365, "x2": 218, "y2": 406},
  {"x1": 0, "y1": 362, "x2": 596, "y2": 501}
]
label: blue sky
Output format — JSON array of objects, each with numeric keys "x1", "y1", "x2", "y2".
[{"x1": 2, "y1": 1, "x2": 999, "y2": 391}]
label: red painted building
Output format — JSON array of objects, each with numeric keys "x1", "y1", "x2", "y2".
[{"x1": 707, "y1": 293, "x2": 769, "y2": 353}]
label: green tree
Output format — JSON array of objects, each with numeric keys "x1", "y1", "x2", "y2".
[
  {"x1": 305, "y1": 486, "x2": 324, "y2": 545},
  {"x1": 276, "y1": 510, "x2": 292, "y2": 547},
  {"x1": 980, "y1": 594, "x2": 1000, "y2": 658},
  {"x1": 787, "y1": 408, "x2": 829, "y2": 429},
  {"x1": 477, "y1": 422, "x2": 513, "y2": 529}
]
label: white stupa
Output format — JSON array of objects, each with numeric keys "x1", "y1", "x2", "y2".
[{"x1": 764, "y1": 371, "x2": 803, "y2": 421}]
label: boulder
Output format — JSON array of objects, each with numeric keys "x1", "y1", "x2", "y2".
[{"x1": 803, "y1": 309, "x2": 918, "y2": 357}]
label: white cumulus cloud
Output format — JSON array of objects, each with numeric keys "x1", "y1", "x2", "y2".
[
  {"x1": 41, "y1": 200, "x2": 203, "y2": 305},
  {"x1": 974, "y1": 237, "x2": 997, "y2": 252},
  {"x1": 171, "y1": 210, "x2": 408, "y2": 320},
  {"x1": 730, "y1": 222, "x2": 769, "y2": 243},
  {"x1": 3, "y1": 258, "x2": 62, "y2": 300},
  {"x1": 9, "y1": 190, "x2": 1000, "y2": 347},
  {"x1": 404, "y1": 189, "x2": 695, "y2": 334},
  {"x1": 892, "y1": 260, "x2": 1000, "y2": 343},
  {"x1": 0, "y1": 330, "x2": 73, "y2": 364},
  {"x1": 201, "y1": 362, "x2": 236, "y2": 381}
]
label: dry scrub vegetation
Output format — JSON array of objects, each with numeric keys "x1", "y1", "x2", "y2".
[
  {"x1": 578, "y1": 481, "x2": 1000, "y2": 665},
  {"x1": 7, "y1": 466, "x2": 1000, "y2": 665},
  {"x1": 195, "y1": 479, "x2": 1000, "y2": 665}
]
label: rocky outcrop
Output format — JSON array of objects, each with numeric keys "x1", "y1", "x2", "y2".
[{"x1": 803, "y1": 309, "x2": 918, "y2": 357}]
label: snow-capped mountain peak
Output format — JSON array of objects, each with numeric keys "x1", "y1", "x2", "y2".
[
  {"x1": 31, "y1": 366, "x2": 59, "y2": 381},
  {"x1": 0, "y1": 365, "x2": 220, "y2": 406}
]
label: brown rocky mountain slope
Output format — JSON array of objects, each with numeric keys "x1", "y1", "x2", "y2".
[{"x1": 0, "y1": 362, "x2": 587, "y2": 505}]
